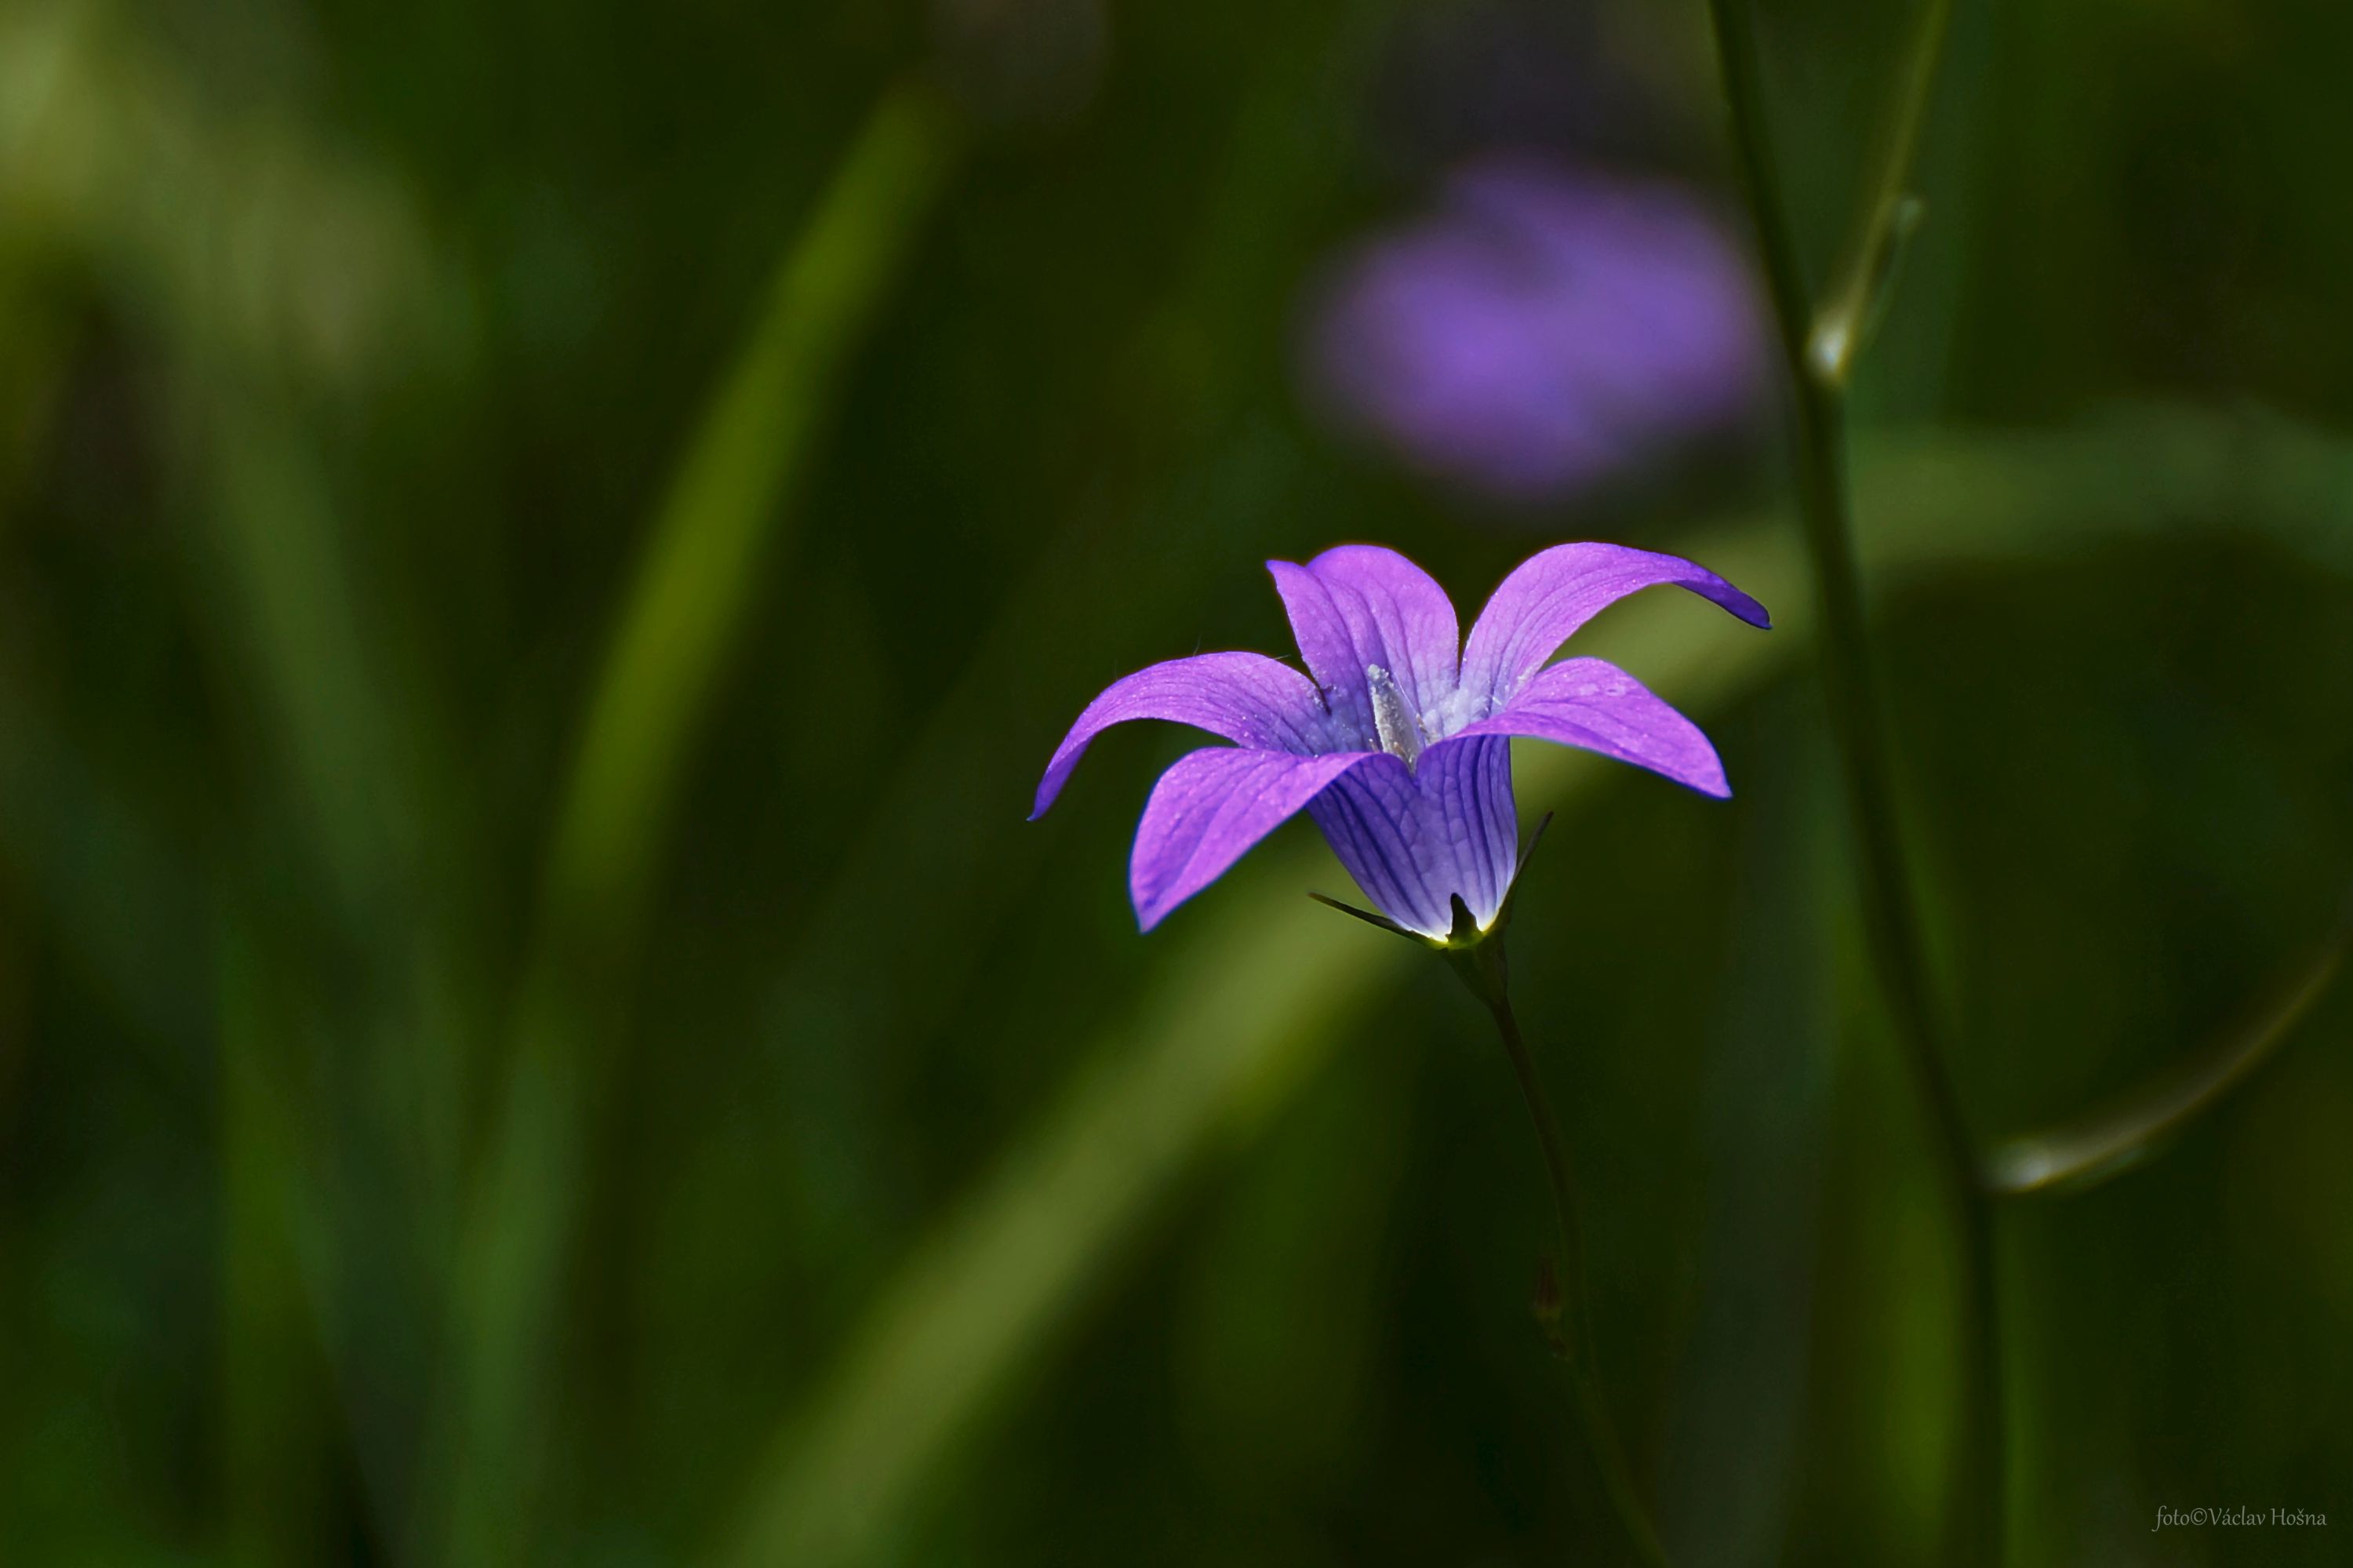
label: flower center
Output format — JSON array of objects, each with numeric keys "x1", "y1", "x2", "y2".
[{"x1": 1365, "y1": 664, "x2": 1425, "y2": 769}]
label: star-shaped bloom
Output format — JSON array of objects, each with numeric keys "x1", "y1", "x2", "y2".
[{"x1": 1032, "y1": 543, "x2": 1769, "y2": 937}]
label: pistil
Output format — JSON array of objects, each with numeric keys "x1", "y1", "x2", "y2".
[{"x1": 1366, "y1": 664, "x2": 1425, "y2": 769}]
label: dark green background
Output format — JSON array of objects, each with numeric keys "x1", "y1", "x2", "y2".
[{"x1": 2, "y1": 0, "x2": 2348, "y2": 1563}]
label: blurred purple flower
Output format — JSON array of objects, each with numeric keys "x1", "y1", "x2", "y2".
[
  {"x1": 1305, "y1": 157, "x2": 1767, "y2": 501},
  {"x1": 1032, "y1": 542, "x2": 1767, "y2": 935}
]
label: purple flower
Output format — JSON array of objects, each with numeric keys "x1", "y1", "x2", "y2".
[
  {"x1": 1305, "y1": 157, "x2": 1767, "y2": 502},
  {"x1": 1032, "y1": 543, "x2": 1768, "y2": 937}
]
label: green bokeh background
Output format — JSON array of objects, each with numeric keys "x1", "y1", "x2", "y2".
[{"x1": 2, "y1": 0, "x2": 2348, "y2": 1563}]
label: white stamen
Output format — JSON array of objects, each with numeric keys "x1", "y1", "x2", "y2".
[{"x1": 1366, "y1": 664, "x2": 1424, "y2": 769}]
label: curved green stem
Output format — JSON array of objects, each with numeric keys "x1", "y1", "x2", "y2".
[
  {"x1": 1811, "y1": 0, "x2": 1953, "y2": 383},
  {"x1": 1701, "y1": 2, "x2": 2002, "y2": 1563},
  {"x1": 1987, "y1": 904, "x2": 2351, "y2": 1195}
]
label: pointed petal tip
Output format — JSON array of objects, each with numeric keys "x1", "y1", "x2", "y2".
[
  {"x1": 1134, "y1": 881, "x2": 1198, "y2": 931},
  {"x1": 1131, "y1": 879, "x2": 1174, "y2": 930},
  {"x1": 1462, "y1": 543, "x2": 1769, "y2": 702},
  {"x1": 1680, "y1": 759, "x2": 1733, "y2": 799},
  {"x1": 1711, "y1": 580, "x2": 1772, "y2": 630},
  {"x1": 1689, "y1": 758, "x2": 1734, "y2": 799}
]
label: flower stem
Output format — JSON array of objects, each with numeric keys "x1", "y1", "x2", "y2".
[
  {"x1": 1701, "y1": 2, "x2": 2003, "y2": 1563},
  {"x1": 1811, "y1": 0, "x2": 1953, "y2": 385},
  {"x1": 1453, "y1": 937, "x2": 1671, "y2": 1568}
]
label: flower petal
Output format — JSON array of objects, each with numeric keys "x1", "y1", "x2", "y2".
[
  {"x1": 1416, "y1": 733, "x2": 1519, "y2": 927},
  {"x1": 1445, "y1": 656, "x2": 1732, "y2": 797},
  {"x1": 1130, "y1": 748, "x2": 1371, "y2": 930},
  {"x1": 1304, "y1": 755, "x2": 1449, "y2": 937},
  {"x1": 1267, "y1": 545, "x2": 1461, "y2": 744},
  {"x1": 1033, "y1": 652, "x2": 1336, "y2": 819},
  {"x1": 1458, "y1": 542, "x2": 1768, "y2": 709},
  {"x1": 1302, "y1": 744, "x2": 1516, "y2": 939}
]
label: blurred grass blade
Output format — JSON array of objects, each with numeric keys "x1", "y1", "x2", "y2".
[
  {"x1": 1984, "y1": 903, "x2": 2351, "y2": 1197},
  {"x1": 1657, "y1": 742, "x2": 1840, "y2": 1564},
  {"x1": 723, "y1": 884, "x2": 1396, "y2": 1568},
  {"x1": 718, "y1": 406, "x2": 2353, "y2": 1567},
  {"x1": 755, "y1": 2, "x2": 1395, "y2": 1082},
  {"x1": 438, "y1": 78, "x2": 959, "y2": 1566},
  {"x1": 547, "y1": 79, "x2": 958, "y2": 911},
  {"x1": 218, "y1": 914, "x2": 339, "y2": 1568},
  {"x1": 205, "y1": 406, "x2": 406, "y2": 914}
]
